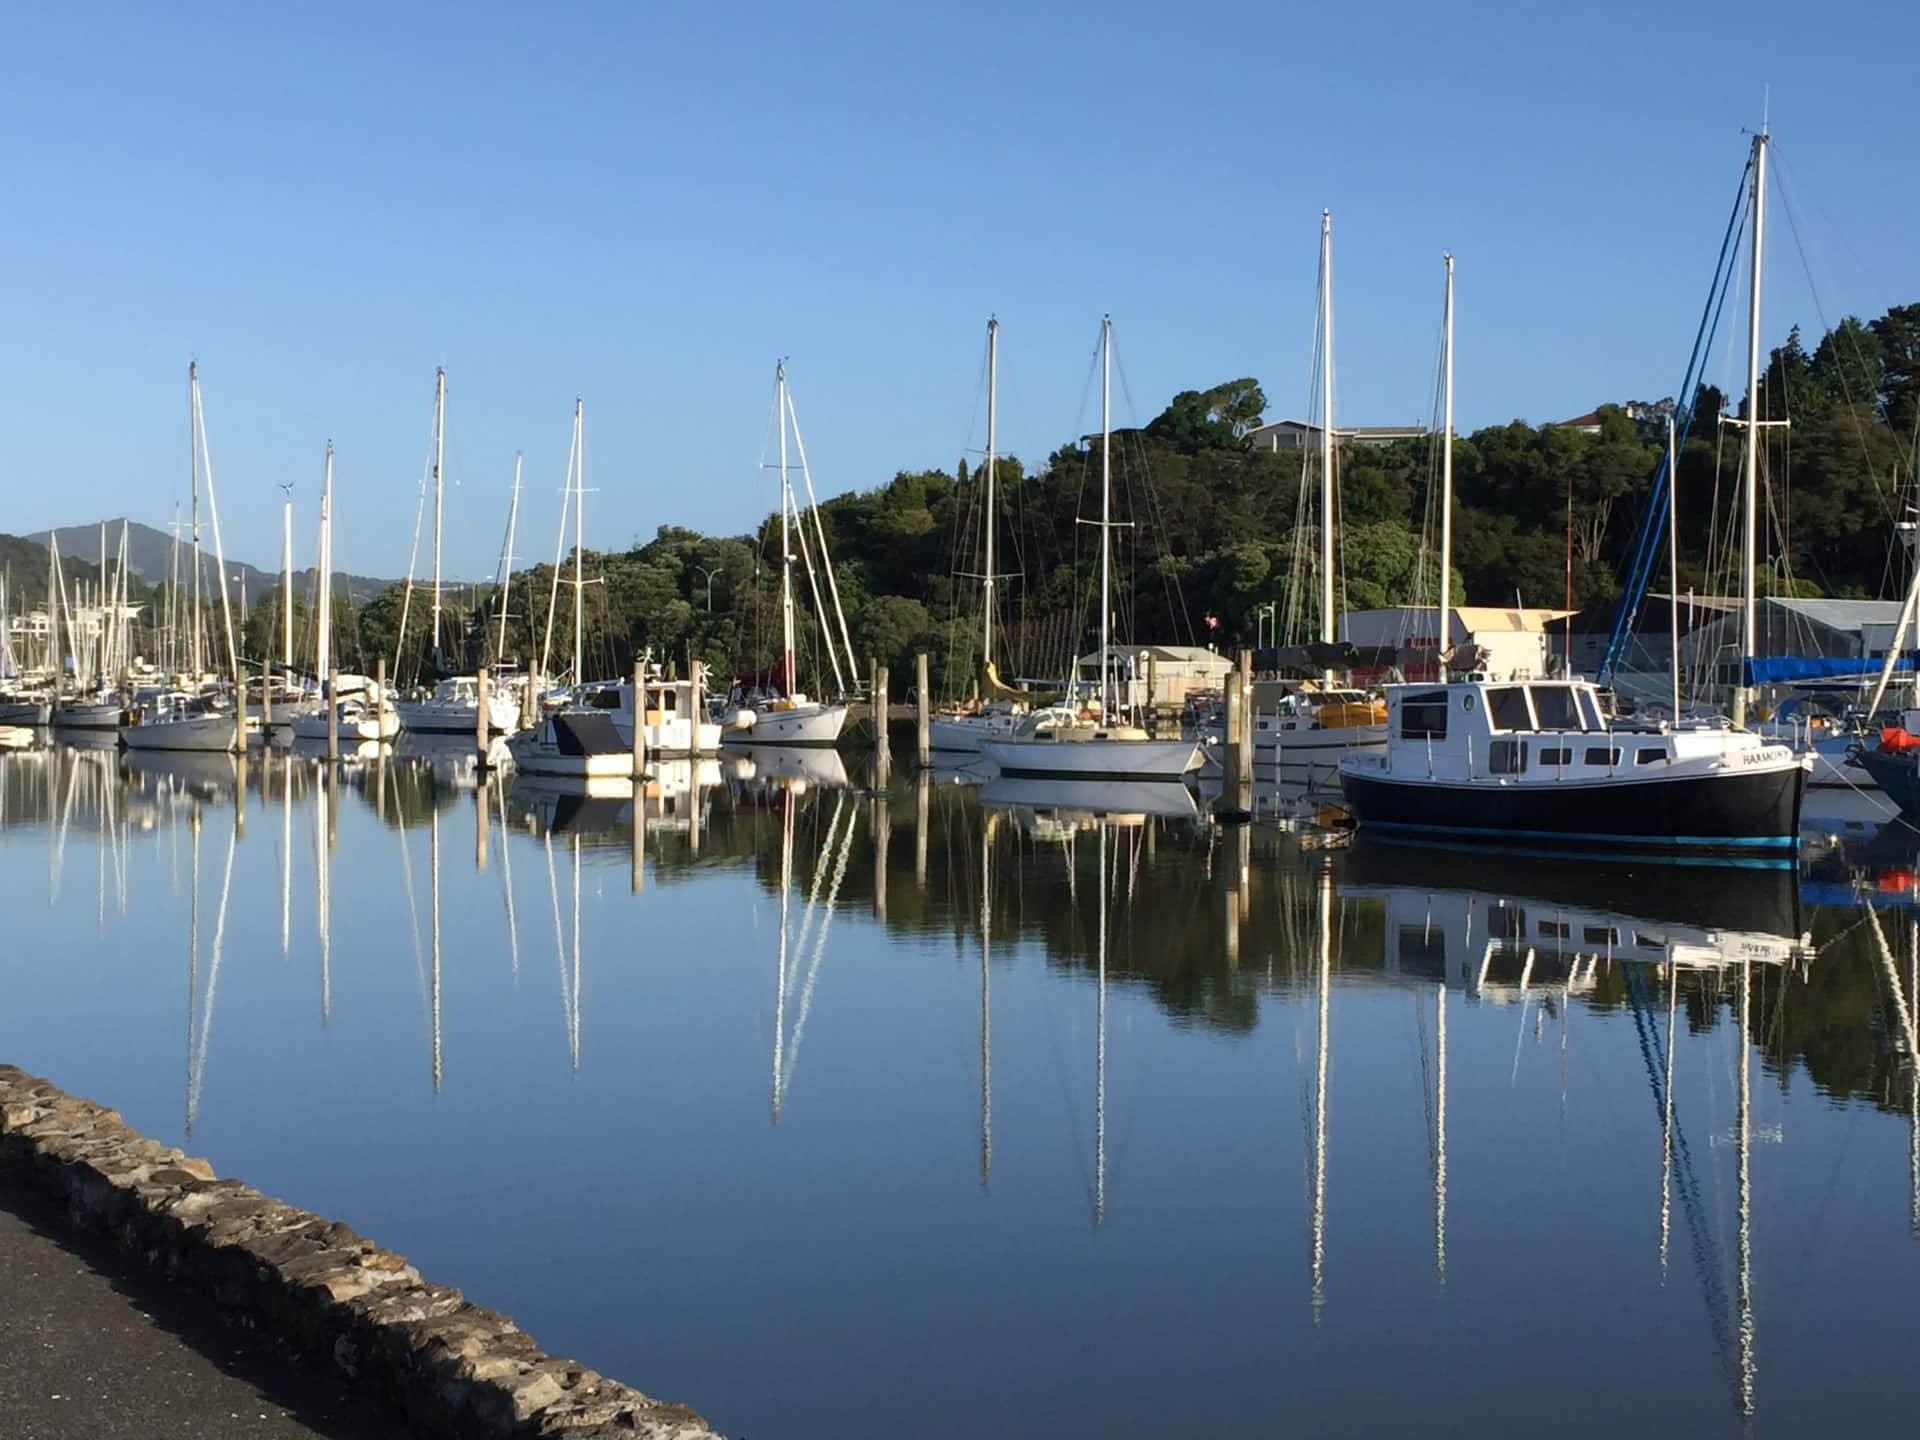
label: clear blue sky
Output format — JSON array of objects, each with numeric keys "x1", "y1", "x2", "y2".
[{"x1": 4, "y1": 0, "x2": 1916, "y2": 580}]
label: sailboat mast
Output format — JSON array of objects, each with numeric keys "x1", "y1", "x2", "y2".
[
  {"x1": 1100, "y1": 315, "x2": 1112, "y2": 718},
  {"x1": 1738, "y1": 127, "x2": 1768, "y2": 723},
  {"x1": 191, "y1": 370, "x2": 241, "y2": 689},
  {"x1": 497, "y1": 453, "x2": 522, "y2": 666},
  {"x1": 778, "y1": 362, "x2": 796, "y2": 699},
  {"x1": 1668, "y1": 415, "x2": 1682, "y2": 720},
  {"x1": 571, "y1": 399, "x2": 584, "y2": 688},
  {"x1": 281, "y1": 492, "x2": 293, "y2": 670},
  {"x1": 317, "y1": 443, "x2": 334, "y2": 684},
  {"x1": 1320, "y1": 211, "x2": 1336, "y2": 688},
  {"x1": 983, "y1": 316, "x2": 998, "y2": 676},
  {"x1": 97, "y1": 521, "x2": 106, "y2": 687},
  {"x1": 1438, "y1": 253, "x2": 1454, "y2": 682},
  {"x1": 189, "y1": 362, "x2": 203, "y2": 680},
  {"x1": 430, "y1": 366, "x2": 446, "y2": 668}
]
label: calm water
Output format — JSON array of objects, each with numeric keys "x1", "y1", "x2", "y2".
[{"x1": 2, "y1": 735, "x2": 1919, "y2": 1438}]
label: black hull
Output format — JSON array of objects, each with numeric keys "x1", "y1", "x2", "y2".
[
  {"x1": 1850, "y1": 748, "x2": 1920, "y2": 815},
  {"x1": 1339, "y1": 764, "x2": 1804, "y2": 862}
]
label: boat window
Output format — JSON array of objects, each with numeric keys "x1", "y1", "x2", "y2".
[
  {"x1": 1488, "y1": 906, "x2": 1525, "y2": 939},
  {"x1": 663, "y1": 691, "x2": 678, "y2": 713},
  {"x1": 1538, "y1": 747, "x2": 1572, "y2": 766},
  {"x1": 1636, "y1": 746, "x2": 1665, "y2": 764},
  {"x1": 1397, "y1": 926, "x2": 1446, "y2": 978},
  {"x1": 588, "y1": 689, "x2": 621, "y2": 711},
  {"x1": 1582, "y1": 926, "x2": 1618, "y2": 945},
  {"x1": 1538, "y1": 919, "x2": 1569, "y2": 938},
  {"x1": 1489, "y1": 739, "x2": 1527, "y2": 774},
  {"x1": 1584, "y1": 746, "x2": 1620, "y2": 766},
  {"x1": 1487, "y1": 687, "x2": 1532, "y2": 731},
  {"x1": 1399, "y1": 691, "x2": 1447, "y2": 739},
  {"x1": 1577, "y1": 689, "x2": 1606, "y2": 731},
  {"x1": 1529, "y1": 686, "x2": 1580, "y2": 730}
]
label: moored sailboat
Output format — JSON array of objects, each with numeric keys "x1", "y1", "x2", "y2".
[{"x1": 977, "y1": 317, "x2": 1198, "y2": 782}]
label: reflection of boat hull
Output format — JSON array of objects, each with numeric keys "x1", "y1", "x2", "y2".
[
  {"x1": 722, "y1": 702, "x2": 847, "y2": 747},
  {"x1": 979, "y1": 775, "x2": 1198, "y2": 822},
  {"x1": 1340, "y1": 837, "x2": 1803, "y2": 940},
  {"x1": 1339, "y1": 763, "x2": 1805, "y2": 862},
  {"x1": 120, "y1": 748, "x2": 241, "y2": 797},
  {"x1": 0, "y1": 701, "x2": 54, "y2": 726},
  {"x1": 738, "y1": 745, "x2": 850, "y2": 790},
  {"x1": 979, "y1": 735, "x2": 1200, "y2": 782}
]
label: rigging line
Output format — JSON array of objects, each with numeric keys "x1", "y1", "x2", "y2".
[
  {"x1": 1770, "y1": 149, "x2": 1902, "y2": 520},
  {"x1": 1604, "y1": 152, "x2": 1753, "y2": 680}
]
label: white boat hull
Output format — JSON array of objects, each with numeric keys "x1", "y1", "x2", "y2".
[
  {"x1": 395, "y1": 695, "x2": 523, "y2": 735},
  {"x1": 721, "y1": 702, "x2": 847, "y2": 747},
  {"x1": 979, "y1": 735, "x2": 1200, "y2": 781},
  {"x1": 120, "y1": 713, "x2": 242, "y2": 752},
  {"x1": 286, "y1": 705, "x2": 400, "y2": 742},
  {"x1": 928, "y1": 713, "x2": 1021, "y2": 753},
  {"x1": 54, "y1": 701, "x2": 126, "y2": 730},
  {"x1": 0, "y1": 701, "x2": 53, "y2": 726}
]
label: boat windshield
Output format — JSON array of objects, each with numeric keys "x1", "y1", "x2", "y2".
[{"x1": 1529, "y1": 685, "x2": 1582, "y2": 731}]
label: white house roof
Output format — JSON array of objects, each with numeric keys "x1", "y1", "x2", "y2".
[{"x1": 1074, "y1": 643, "x2": 1232, "y2": 667}]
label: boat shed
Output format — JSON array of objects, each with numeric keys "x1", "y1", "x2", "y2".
[
  {"x1": 1678, "y1": 596, "x2": 1909, "y2": 688},
  {"x1": 1074, "y1": 643, "x2": 1234, "y2": 710},
  {"x1": 1337, "y1": 606, "x2": 1571, "y2": 682}
]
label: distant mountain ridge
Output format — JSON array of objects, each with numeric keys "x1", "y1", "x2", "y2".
[{"x1": 39, "y1": 519, "x2": 397, "y2": 604}]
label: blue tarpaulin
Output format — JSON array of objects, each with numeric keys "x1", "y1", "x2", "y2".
[{"x1": 1743, "y1": 655, "x2": 1916, "y2": 685}]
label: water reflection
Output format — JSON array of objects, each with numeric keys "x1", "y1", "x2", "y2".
[{"x1": 3, "y1": 742, "x2": 1920, "y2": 1435}]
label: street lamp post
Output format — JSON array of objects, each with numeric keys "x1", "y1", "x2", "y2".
[{"x1": 695, "y1": 565, "x2": 721, "y2": 613}]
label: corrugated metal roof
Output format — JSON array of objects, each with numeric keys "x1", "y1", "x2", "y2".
[{"x1": 1764, "y1": 597, "x2": 1904, "y2": 628}]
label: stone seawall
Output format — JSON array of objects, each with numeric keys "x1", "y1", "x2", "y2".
[{"x1": 0, "y1": 1065, "x2": 721, "y2": 1440}]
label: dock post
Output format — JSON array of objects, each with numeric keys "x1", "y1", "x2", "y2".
[
  {"x1": 375, "y1": 657, "x2": 387, "y2": 718},
  {"x1": 526, "y1": 662, "x2": 539, "y2": 730},
  {"x1": 874, "y1": 664, "x2": 891, "y2": 788},
  {"x1": 262, "y1": 661, "x2": 274, "y2": 730},
  {"x1": 1237, "y1": 648, "x2": 1254, "y2": 778},
  {"x1": 234, "y1": 672, "x2": 248, "y2": 754},
  {"x1": 1146, "y1": 655, "x2": 1158, "y2": 733},
  {"x1": 326, "y1": 667, "x2": 340, "y2": 760},
  {"x1": 690, "y1": 661, "x2": 704, "y2": 759},
  {"x1": 915, "y1": 652, "x2": 930, "y2": 767},
  {"x1": 869, "y1": 657, "x2": 881, "y2": 741},
  {"x1": 475, "y1": 667, "x2": 491, "y2": 766},
  {"x1": 1215, "y1": 658, "x2": 1250, "y2": 823},
  {"x1": 631, "y1": 660, "x2": 647, "y2": 777}
]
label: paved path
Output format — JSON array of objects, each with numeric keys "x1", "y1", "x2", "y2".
[{"x1": 0, "y1": 1181, "x2": 408, "y2": 1439}]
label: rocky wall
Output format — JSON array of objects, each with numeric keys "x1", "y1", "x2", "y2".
[{"x1": 0, "y1": 1065, "x2": 721, "y2": 1439}]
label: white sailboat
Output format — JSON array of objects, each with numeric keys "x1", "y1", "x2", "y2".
[
  {"x1": 722, "y1": 362, "x2": 851, "y2": 748},
  {"x1": 123, "y1": 364, "x2": 246, "y2": 753},
  {"x1": 978, "y1": 318, "x2": 1199, "y2": 781},
  {"x1": 394, "y1": 370, "x2": 524, "y2": 736},
  {"x1": 930, "y1": 318, "x2": 1030, "y2": 754},
  {"x1": 288, "y1": 442, "x2": 399, "y2": 743}
]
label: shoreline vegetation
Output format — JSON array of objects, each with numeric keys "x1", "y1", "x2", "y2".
[{"x1": 8, "y1": 303, "x2": 1917, "y2": 695}]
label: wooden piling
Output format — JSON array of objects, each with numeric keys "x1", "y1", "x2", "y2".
[
  {"x1": 630, "y1": 779, "x2": 646, "y2": 895},
  {"x1": 234, "y1": 674, "x2": 248, "y2": 754},
  {"x1": 689, "y1": 661, "x2": 704, "y2": 758},
  {"x1": 326, "y1": 667, "x2": 340, "y2": 760},
  {"x1": 476, "y1": 667, "x2": 492, "y2": 765},
  {"x1": 631, "y1": 660, "x2": 647, "y2": 777},
  {"x1": 874, "y1": 664, "x2": 891, "y2": 787},
  {"x1": 915, "y1": 652, "x2": 930, "y2": 767},
  {"x1": 262, "y1": 661, "x2": 274, "y2": 730},
  {"x1": 1214, "y1": 658, "x2": 1251, "y2": 824}
]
